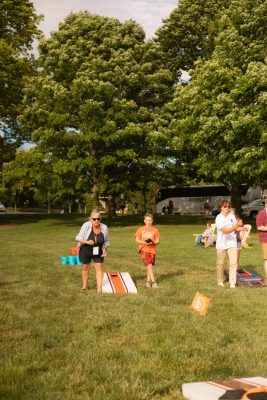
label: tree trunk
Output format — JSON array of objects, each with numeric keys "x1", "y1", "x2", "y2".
[
  {"x1": 92, "y1": 184, "x2": 99, "y2": 211},
  {"x1": 107, "y1": 192, "x2": 116, "y2": 217},
  {"x1": 142, "y1": 187, "x2": 147, "y2": 213},
  {"x1": 228, "y1": 181, "x2": 242, "y2": 216},
  {"x1": 47, "y1": 190, "x2": 51, "y2": 214}
]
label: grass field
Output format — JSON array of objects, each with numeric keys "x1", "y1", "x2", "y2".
[{"x1": 1, "y1": 213, "x2": 267, "y2": 400}]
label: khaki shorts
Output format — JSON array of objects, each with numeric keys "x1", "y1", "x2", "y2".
[{"x1": 261, "y1": 243, "x2": 267, "y2": 260}]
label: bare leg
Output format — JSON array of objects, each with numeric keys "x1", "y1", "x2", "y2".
[
  {"x1": 264, "y1": 260, "x2": 267, "y2": 282},
  {"x1": 146, "y1": 264, "x2": 155, "y2": 283},
  {"x1": 81, "y1": 264, "x2": 90, "y2": 290},
  {"x1": 147, "y1": 270, "x2": 150, "y2": 282},
  {"x1": 94, "y1": 263, "x2": 104, "y2": 293}
]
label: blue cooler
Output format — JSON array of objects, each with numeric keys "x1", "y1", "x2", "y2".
[
  {"x1": 68, "y1": 256, "x2": 77, "y2": 265},
  {"x1": 61, "y1": 256, "x2": 69, "y2": 265}
]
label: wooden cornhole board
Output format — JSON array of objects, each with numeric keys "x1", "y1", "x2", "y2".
[
  {"x1": 236, "y1": 268, "x2": 267, "y2": 288},
  {"x1": 102, "y1": 272, "x2": 138, "y2": 294},
  {"x1": 182, "y1": 377, "x2": 267, "y2": 400}
]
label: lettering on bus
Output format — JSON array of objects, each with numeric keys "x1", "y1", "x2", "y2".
[{"x1": 188, "y1": 197, "x2": 212, "y2": 203}]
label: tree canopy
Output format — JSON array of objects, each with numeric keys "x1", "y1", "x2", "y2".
[
  {"x1": 0, "y1": 0, "x2": 41, "y2": 166},
  {"x1": 163, "y1": 0, "x2": 267, "y2": 211},
  {"x1": 156, "y1": 0, "x2": 230, "y2": 76},
  {"x1": 19, "y1": 12, "x2": 174, "y2": 210},
  {"x1": 2, "y1": 1, "x2": 267, "y2": 211}
]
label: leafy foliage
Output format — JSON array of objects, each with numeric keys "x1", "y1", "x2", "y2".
[
  {"x1": 0, "y1": 0, "x2": 41, "y2": 170},
  {"x1": 19, "y1": 12, "x2": 174, "y2": 209},
  {"x1": 156, "y1": 0, "x2": 230, "y2": 76},
  {"x1": 160, "y1": 0, "x2": 267, "y2": 210}
]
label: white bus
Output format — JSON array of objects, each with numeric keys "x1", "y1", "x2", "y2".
[{"x1": 156, "y1": 185, "x2": 261, "y2": 215}]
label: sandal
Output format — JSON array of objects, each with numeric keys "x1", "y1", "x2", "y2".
[{"x1": 80, "y1": 288, "x2": 87, "y2": 292}]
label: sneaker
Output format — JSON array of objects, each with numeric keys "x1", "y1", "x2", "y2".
[
  {"x1": 145, "y1": 281, "x2": 151, "y2": 288},
  {"x1": 151, "y1": 281, "x2": 159, "y2": 289},
  {"x1": 217, "y1": 283, "x2": 224, "y2": 287},
  {"x1": 230, "y1": 284, "x2": 236, "y2": 289}
]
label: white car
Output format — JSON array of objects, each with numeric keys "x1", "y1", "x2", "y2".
[
  {"x1": 0, "y1": 202, "x2": 6, "y2": 212},
  {"x1": 241, "y1": 198, "x2": 264, "y2": 218}
]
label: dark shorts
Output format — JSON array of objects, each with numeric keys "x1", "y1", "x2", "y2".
[
  {"x1": 79, "y1": 245, "x2": 104, "y2": 264},
  {"x1": 140, "y1": 251, "x2": 155, "y2": 267}
]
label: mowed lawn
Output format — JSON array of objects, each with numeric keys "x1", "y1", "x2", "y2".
[{"x1": 0, "y1": 214, "x2": 267, "y2": 400}]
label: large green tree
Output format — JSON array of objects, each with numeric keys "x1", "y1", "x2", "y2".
[
  {"x1": 0, "y1": 0, "x2": 41, "y2": 160},
  {"x1": 19, "y1": 12, "x2": 174, "y2": 210},
  {"x1": 164, "y1": 0, "x2": 267, "y2": 212},
  {"x1": 0, "y1": 0, "x2": 41, "y2": 202}
]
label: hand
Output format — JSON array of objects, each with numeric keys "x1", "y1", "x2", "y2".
[
  {"x1": 87, "y1": 240, "x2": 94, "y2": 245},
  {"x1": 236, "y1": 220, "x2": 243, "y2": 228}
]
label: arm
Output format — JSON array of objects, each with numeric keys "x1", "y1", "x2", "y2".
[
  {"x1": 135, "y1": 237, "x2": 147, "y2": 245},
  {"x1": 221, "y1": 219, "x2": 243, "y2": 234},
  {"x1": 75, "y1": 222, "x2": 94, "y2": 245},
  {"x1": 79, "y1": 238, "x2": 94, "y2": 245},
  {"x1": 256, "y1": 212, "x2": 267, "y2": 231},
  {"x1": 102, "y1": 225, "x2": 109, "y2": 248},
  {"x1": 153, "y1": 229, "x2": 160, "y2": 245},
  {"x1": 257, "y1": 225, "x2": 267, "y2": 231},
  {"x1": 235, "y1": 219, "x2": 247, "y2": 233}
]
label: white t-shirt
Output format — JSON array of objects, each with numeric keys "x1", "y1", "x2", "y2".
[{"x1": 215, "y1": 212, "x2": 237, "y2": 250}]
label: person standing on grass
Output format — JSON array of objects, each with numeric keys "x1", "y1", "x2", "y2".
[
  {"x1": 256, "y1": 199, "x2": 267, "y2": 283},
  {"x1": 215, "y1": 200, "x2": 244, "y2": 289},
  {"x1": 135, "y1": 213, "x2": 160, "y2": 288},
  {"x1": 226, "y1": 209, "x2": 246, "y2": 271},
  {"x1": 76, "y1": 211, "x2": 109, "y2": 293}
]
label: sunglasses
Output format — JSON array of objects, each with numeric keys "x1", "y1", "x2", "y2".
[
  {"x1": 223, "y1": 205, "x2": 230, "y2": 208},
  {"x1": 92, "y1": 217, "x2": 100, "y2": 221}
]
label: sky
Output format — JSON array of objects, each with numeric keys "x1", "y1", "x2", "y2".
[{"x1": 32, "y1": 0, "x2": 178, "y2": 40}]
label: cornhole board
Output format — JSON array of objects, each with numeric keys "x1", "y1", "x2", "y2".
[
  {"x1": 102, "y1": 272, "x2": 138, "y2": 294},
  {"x1": 236, "y1": 268, "x2": 267, "y2": 288},
  {"x1": 182, "y1": 377, "x2": 267, "y2": 400}
]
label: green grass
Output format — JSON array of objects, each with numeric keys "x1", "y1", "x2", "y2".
[{"x1": 0, "y1": 214, "x2": 267, "y2": 400}]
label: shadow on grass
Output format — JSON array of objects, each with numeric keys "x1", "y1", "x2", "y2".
[
  {"x1": 0, "y1": 213, "x2": 213, "y2": 227},
  {"x1": 0, "y1": 280, "x2": 20, "y2": 287},
  {"x1": 0, "y1": 213, "x2": 85, "y2": 228},
  {"x1": 0, "y1": 212, "x2": 257, "y2": 231},
  {"x1": 133, "y1": 270, "x2": 184, "y2": 285}
]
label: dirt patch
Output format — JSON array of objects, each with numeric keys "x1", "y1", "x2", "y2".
[{"x1": 0, "y1": 224, "x2": 16, "y2": 229}]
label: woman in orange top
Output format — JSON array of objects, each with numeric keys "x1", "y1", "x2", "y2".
[{"x1": 135, "y1": 213, "x2": 160, "y2": 288}]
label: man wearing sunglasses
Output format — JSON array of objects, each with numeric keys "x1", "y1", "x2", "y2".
[
  {"x1": 76, "y1": 211, "x2": 109, "y2": 292},
  {"x1": 215, "y1": 200, "x2": 244, "y2": 288}
]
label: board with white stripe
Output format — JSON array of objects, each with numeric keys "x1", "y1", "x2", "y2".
[
  {"x1": 182, "y1": 377, "x2": 267, "y2": 400},
  {"x1": 102, "y1": 272, "x2": 138, "y2": 294}
]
